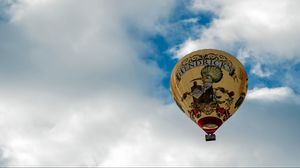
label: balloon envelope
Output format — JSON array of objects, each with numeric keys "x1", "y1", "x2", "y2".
[{"x1": 170, "y1": 49, "x2": 248, "y2": 135}]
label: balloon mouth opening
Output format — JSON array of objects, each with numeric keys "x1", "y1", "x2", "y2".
[{"x1": 202, "y1": 123, "x2": 219, "y2": 130}]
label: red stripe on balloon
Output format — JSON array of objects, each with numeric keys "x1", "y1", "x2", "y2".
[{"x1": 197, "y1": 117, "x2": 223, "y2": 134}]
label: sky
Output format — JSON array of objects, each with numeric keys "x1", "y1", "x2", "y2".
[{"x1": 0, "y1": 0, "x2": 300, "y2": 166}]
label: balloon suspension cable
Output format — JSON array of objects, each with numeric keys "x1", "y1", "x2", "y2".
[{"x1": 205, "y1": 133, "x2": 216, "y2": 141}]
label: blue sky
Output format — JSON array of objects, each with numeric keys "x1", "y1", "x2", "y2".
[{"x1": 0, "y1": 0, "x2": 300, "y2": 166}]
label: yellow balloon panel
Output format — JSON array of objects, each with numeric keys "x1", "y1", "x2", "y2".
[{"x1": 170, "y1": 49, "x2": 248, "y2": 133}]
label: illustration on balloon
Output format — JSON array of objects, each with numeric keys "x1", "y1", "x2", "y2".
[{"x1": 170, "y1": 49, "x2": 248, "y2": 141}]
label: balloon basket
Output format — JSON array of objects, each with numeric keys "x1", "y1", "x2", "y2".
[{"x1": 205, "y1": 134, "x2": 216, "y2": 141}]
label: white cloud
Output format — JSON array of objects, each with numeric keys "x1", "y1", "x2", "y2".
[
  {"x1": 190, "y1": 0, "x2": 221, "y2": 13},
  {"x1": 247, "y1": 87, "x2": 294, "y2": 102},
  {"x1": 0, "y1": 88, "x2": 166, "y2": 166},
  {"x1": 173, "y1": 0, "x2": 300, "y2": 80},
  {"x1": 250, "y1": 63, "x2": 273, "y2": 77}
]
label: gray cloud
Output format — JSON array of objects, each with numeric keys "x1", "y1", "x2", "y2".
[
  {"x1": 0, "y1": 0, "x2": 177, "y2": 98},
  {"x1": 0, "y1": 0, "x2": 177, "y2": 166}
]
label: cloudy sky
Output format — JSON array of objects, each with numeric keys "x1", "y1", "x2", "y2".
[{"x1": 0, "y1": 0, "x2": 300, "y2": 166}]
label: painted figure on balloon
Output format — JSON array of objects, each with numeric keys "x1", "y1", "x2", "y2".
[
  {"x1": 182, "y1": 65, "x2": 223, "y2": 119},
  {"x1": 214, "y1": 87, "x2": 235, "y2": 121}
]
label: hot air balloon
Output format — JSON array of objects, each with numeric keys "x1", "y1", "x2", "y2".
[{"x1": 170, "y1": 49, "x2": 248, "y2": 141}]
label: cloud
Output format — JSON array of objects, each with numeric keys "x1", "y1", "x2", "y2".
[
  {"x1": 176, "y1": 0, "x2": 300, "y2": 59},
  {"x1": 190, "y1": 0, "x2": 221, "y2": 13},
  {"x1": 250, "y1": 63, "x2": 273, "y2": 77},
  {"x1": 1, "y1": 0, "x2": 300, "y2": 166},
  {"x1": 0, "y1": 88, "x2": 170, "y2": 166},
  {"x1": 0, "y1": 0, "x2": 178, "y2": 166},
  {"x1": 247, "y1": 87, "x2": 295, "y2": 102},
  {"x1": 172, "y1": 0, "x2": 300, "y2": 80},
  {"x1": 0, "y1": 0, "x2": 179, "y2": 94}
]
